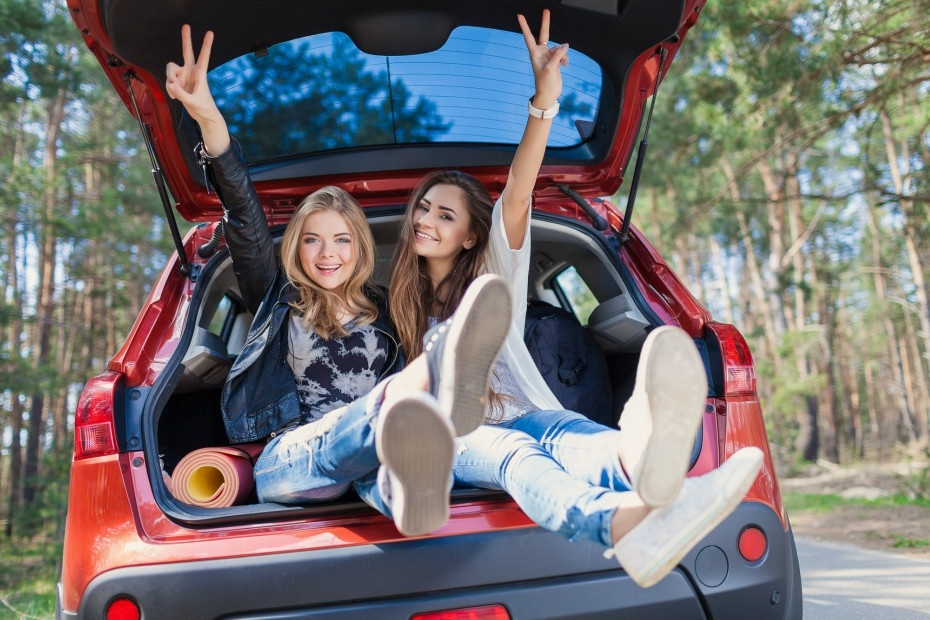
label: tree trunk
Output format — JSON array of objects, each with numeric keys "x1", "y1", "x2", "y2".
[
  {"x1": 879, "y1": 104, "x2": 928, "y2": 441},
  {"x1": 813, "y1": 260, "x2": 840, "y2": 462},
  {"x1": 899, "y1": 299, "x2": 929, "y2": 439},
  {"x1": 755, "y1": 158, "x2": 790, "y2": 337},
  {"x1": 863, "y1": 359, "x2": 882, "y2": 458},
  {"x1": 836, "y1": 289, "x2": 861, "y2": 457},
  {"x1": 709, "y1": 236, "x2": 735, "y2": 324},
  {"x1": 24, "y1": 88, "x2": 68, "y2": 504},
  {"x1": 880, "y1": 107, "x2": 930, "y2": 417},
  {"x1": 722, "y1": 157, "x2": 780, "y2": 365},
  {"x1": 5, "y1": 99, "x2": 30, "y2": 535},
  {"x1": 4, "y1": 217, "x2": 26, "y2": 537}
]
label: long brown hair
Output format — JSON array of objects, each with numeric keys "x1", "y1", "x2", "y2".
[
  {"x1": 388, "y1": 170, "x2": 493, "y2": 358},
  {"x1": 281, "y1": 186, "x2": 377, "y2": 339}
]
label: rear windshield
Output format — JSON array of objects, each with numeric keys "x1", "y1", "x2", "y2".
[{"x1": 208, "y1": 26, "x2": 603, "y2": 163}]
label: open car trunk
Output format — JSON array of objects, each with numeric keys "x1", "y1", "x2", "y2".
[{"x1": 148, "y1": 207, "x2": 671, "y2": 524}]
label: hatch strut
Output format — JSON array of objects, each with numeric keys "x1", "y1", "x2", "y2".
[
  {"x1": 124, "y1": 72, "x2": 194, "y2": 278},
  {"x1": 617, "y1": 46, "x2": 668, "y2": 247}
]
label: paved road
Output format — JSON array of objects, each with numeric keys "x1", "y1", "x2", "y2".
[{"x1": 797, "y1": 536, "x2": 930, "y2": 618}]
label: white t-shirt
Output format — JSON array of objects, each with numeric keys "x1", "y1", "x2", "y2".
[{"x1": 485, "y1": 195, "x2": 564, "y2": 420}]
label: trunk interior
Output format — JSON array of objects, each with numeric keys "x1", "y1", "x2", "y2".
[{"x1": 149, "y1": 209, "x2": 661, "y2": 524}]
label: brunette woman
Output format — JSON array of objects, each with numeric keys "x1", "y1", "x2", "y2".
[{"x1": 386, "y1": 10, "x2": 764, "y2": 587}]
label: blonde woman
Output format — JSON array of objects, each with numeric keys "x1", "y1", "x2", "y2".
[{"x1": 167, "y1": 25, "x2": 511, "y2": 537}]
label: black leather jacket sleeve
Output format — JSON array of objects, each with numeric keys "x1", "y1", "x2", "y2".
[{"x1": 203, "y1": 143, "x2": 277, "y2": 314}]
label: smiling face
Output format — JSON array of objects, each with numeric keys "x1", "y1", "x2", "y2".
[
  {"x1": 412, "y1": 183, "x2": 477, "y2": 275},
  {"x1": 298, "y1": 210, "x2": 358, "y2": 297}
]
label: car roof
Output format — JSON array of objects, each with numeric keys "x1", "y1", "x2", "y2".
[{"x1": 71, "y1": 0, "x2": 703, "y2": 220}]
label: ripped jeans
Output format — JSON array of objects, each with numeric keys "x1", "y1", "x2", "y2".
[
  {"x1": 253, "y1": 381, "x2": 391, "y2": 516},
  {"x1": 453, "y1": 409, "x2": 632, "y2": 548}
]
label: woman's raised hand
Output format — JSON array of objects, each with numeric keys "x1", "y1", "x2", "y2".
[
  {"x1": 517, "y1": 10, "x2": 569, "y2": 111},
  {"x1": 165, "y1": 25, "x2": 230, "y2": 155},
  {"x1": 499, "y1": 10, "x2": 570, "y2": 249}
]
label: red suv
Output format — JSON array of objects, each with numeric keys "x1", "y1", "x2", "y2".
[{"x1": 60, "y1": 0, "x2": 802, "y2": 618}]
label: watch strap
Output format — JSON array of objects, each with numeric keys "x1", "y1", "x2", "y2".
[{"x1": 527, "y1": 97, "x2": 560, "y2": 120}]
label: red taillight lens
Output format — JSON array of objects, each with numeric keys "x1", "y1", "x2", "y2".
[
  {"x1": 411, "y1": 605, "x2": 511, "y2": 620},
  {"x1": 738, "y1": 526, "x2": 768, "y2": 562},
  {"x1": 707, "y1": 323, "x2": 756, "y2": 396},
  {"x1": 106, "y1": 598, "x2": 140, "y2": 620},
  {"x1": 74, "y1": 372, "x2": 121, "y2": 459}
]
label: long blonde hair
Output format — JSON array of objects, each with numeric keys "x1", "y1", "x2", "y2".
[
  {"x1": 280, "y1": 186, "x2": 377, "y2": 339},
  {"x1": 388, "y1": 171, "x2": 493, "y2": 358}
]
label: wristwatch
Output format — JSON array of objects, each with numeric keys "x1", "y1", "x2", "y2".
[{"x1": 528, "y1": 97, "x2": 560, "y2": 120}]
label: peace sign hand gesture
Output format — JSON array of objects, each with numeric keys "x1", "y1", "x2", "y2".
[
  {"x1": 165, "y1": 25, "x2": 230, "y2": 155},
  {"x1": 517, "y1": 10, "x2": 569, "y2": 111}
]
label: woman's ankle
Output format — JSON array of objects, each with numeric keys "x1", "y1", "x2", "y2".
[{"x1": 609, "y1": 494, "x2": 650, "y2": 545}]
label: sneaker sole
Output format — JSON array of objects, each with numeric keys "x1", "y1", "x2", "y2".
[
  {"x1": 439, "y1": 274, "x2": 511, "y2": 436},
  {"x1": 632, "y1": 326, "x2": 707, "y2": 507},
  {"x1": 611, "y1": 447, "x2": 764, "y2": 588},
  {"x1": 376, "y1": 395, "x2": 454, "y2": 537}
]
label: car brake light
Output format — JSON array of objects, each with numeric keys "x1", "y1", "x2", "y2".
[
  {"x1": 411, "y1": 605, "x2": 511, "y2": 620},
  {"x1": 707, "y1": 323, "x2": 756, "y2": 396},
  {"x1": 738, "y1": 526, "x2": 768, "y2": 562},
  {"x1": 106, "y1": 598, "x2": 140, "y2": 620},
  {"x1": 74, "y1": 372, "x2": 121, "y2": 459}
]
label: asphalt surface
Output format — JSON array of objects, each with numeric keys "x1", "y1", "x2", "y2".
[{"x1": 797, "y1": 536, "x2": 930, "y2": 618}]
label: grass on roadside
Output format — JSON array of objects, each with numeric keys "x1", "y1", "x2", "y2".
[
  {"x1": 863, "y1": 530, "x2": 930, "y2": 549},
  {"x1": 785, "y1": 491, "x2": 930, "y2": 550},
  {"x1": 0, "y1": 534, "x2": 59, "y2": 620},
  {"x1": 783, "y1": 491, "x2": 930, "y2": 513}
]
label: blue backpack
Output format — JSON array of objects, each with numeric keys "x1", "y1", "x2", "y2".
[{"x1": 523, "y1": 299, "x2": 613, "y2": 426}]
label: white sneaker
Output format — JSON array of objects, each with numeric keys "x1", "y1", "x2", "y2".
[
  {"x1": 375, "y1": 392, "x2": 454, "y2": 536},
  {"x1": 617, "y1": 325, "x2": 707, "y2": 507},
  {"x1": 423, "y1": 273, "x2": 512, "y2": 436},
  {"x1": 606, "y1": 447, "x2": 764, "y2": 588}
]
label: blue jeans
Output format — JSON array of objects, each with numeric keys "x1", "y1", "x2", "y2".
[
  {"x1": 254, "y1": 381, "x2": 392, "y2": 517},
  {"x1": 453, "y1": 410, "x2": 631, "y2": 547}
]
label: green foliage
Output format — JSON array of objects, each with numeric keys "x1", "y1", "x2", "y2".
[
  {"x1": 618, "y1": 0, "x2": 930, "y2": 460},
  {"x1": 0, "y1": 450, "x2": 69, "y2": 618},
  {"x1": 783, "y1": 492, "x2": 853, "y2": 512},
  {"x1": 14, "y1": 450, "x2": 70, "y2": 539},
  {"x1": 0, "y1": 536, "x2": 57, "y2": 620},
  {"x1": 784, "y1": 491, "x2": 930, "y2": 512},
  {"x1": 901, "y1": 449, "x2": 930, "y2": 502},
  {"x1": 889, "y1": 534, "x2": 930, "y2": 549}
]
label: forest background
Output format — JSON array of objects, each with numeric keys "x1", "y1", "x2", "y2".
[{"x1": 1, "y1": 0, "x2": 928, "y2": 613}]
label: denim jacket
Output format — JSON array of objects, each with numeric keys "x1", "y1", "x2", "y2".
[{"x1": 204, "y1": 143, "x2": 404, "y2": 443}]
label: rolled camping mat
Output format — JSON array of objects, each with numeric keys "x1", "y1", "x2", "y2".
[{"x1": 170, "y1": 443, "x2": 265, "y2": 508}]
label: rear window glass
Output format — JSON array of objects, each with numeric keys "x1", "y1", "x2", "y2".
[{"x1": 208, "y1": 27, "x2": 602, "y2": 163}]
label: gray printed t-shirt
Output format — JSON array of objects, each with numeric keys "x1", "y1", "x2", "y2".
[{"x1": 286, "y1": 310, "x2": 389, "y2": 424}]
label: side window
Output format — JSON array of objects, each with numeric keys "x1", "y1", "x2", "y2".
[
  {"x1": 207, "y1": 296, "x2": 236, "y2": 339},
  {"x1": 554, "y1": 266, "x2": 598, "y2": 325}
]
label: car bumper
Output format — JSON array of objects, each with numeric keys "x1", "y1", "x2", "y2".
[{"x1": 58, "y1": 501, "x2": 800, "y2": 620}]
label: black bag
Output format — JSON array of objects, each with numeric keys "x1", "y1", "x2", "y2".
[{"x1": 523, "y1": 299, "x2": 613, "y2": 426}]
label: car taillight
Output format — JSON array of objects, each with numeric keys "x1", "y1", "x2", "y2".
[
  {"x1": 707, "y1": 323, "x2": 756, "y2": 396},
  {"x1": 74, "y1": 372, "x2": 121, "y2": 459},
  {"x1": 106, "y1": 598, "x2": 140, "y2": 620},
  {"x1": 411, "y1": 605, "x2": 511, "y2": 620}
]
